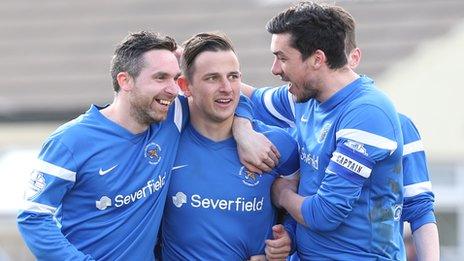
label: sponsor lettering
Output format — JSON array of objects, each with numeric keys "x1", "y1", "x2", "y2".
[
  {"x1": 300, "y1": 147, "x2": 319, "y2": 170},
  {"x1": 114, "y1": 173, "x2": 166, "y2": 207},
  {"x1": 190, "y1": 194, "x2": 264, "y2": 212},
  {"x1": 96, "y1": 173, "x2": 167, "y2": 210}
]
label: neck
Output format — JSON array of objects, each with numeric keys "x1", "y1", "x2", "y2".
[
  {"x1": 317, "y1": 66, "x2": 359, "y2": 103},
  {"x1": 188, "y1": 103, "x2": 233, "y2": 142},
  {"x1": 100, "y1": 94, "x2": 149, "y2": 134}
]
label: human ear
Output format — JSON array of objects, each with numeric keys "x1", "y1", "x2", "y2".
[
  {"x1": 177, "y1": 76, "x2": 192, "y2": 97},
  {"x1": 117, "y1": 72, "x2": 133, "y2": 92}
]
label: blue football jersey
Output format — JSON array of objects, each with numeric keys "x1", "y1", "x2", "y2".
[
  {"x1": 251, "y1": 75, "x2": 405, "y2": 260},
  {"x1": 17, "y1": 98, "x2": 189, "y2": 261},
  {"x1": 286, "y1": 114, "x2": 436, "y2": 261},
  {"x1": 161, "y1": 120, "x2": 300, "y2": 260}
]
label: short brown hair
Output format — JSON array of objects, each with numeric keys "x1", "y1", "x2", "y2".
[{"x1": 181, "y1": 32, "x2": 235, "y2": 81}]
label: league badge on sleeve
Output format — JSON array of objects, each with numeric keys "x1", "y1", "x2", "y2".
[{"x1": 24, "y1": 170, "x2": 46, "y2": 200}]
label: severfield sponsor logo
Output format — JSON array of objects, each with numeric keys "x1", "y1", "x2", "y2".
[
  {"x1": 189, "y1": 194, "x2": 264, "y2": 212},
  {"x1": 96, "y1": 172, "x2": 167, "y2": 210},
  {"x1": 300, "y1": 147, "x2": 319, "y2": 170}
]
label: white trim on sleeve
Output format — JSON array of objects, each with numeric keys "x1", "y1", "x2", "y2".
[
  {"x1": 263, "y1": 89, "x2": 296, "y2": 128},
  {"x1": 22, "y1": 200, "x2": 57, "y2": 214},
  {"x1": 35, "y1": 159, "x2": 76, "y2": 182},
  {"x1": 336, "y1": 128, "x2": 398, "y2": 153},
  {"x1": 403, "y1": 140, "x2": 424, "y2": 156},
  {"x1": 404, "y1": 181, "x2": 432, "y2": 198}
]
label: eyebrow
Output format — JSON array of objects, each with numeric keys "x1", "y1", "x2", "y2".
[
  {"x1": 273, "y1": 50, "x2": 284, "y2": 56},
  {"x1": 153, "y1": 71, "x2": 181, "y2": 79},
  {"x1": 203, "y1": 72, "x2": 220, "y2": 77}
]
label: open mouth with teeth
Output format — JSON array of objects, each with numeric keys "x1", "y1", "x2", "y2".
[
  {"x1": 215, "y1": 98, "x2": 232, "y2": 104},
  {"x1": 156, "y1": 99, "x2": 172, "y2": 106}
]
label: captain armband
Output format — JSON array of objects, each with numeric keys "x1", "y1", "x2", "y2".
[{"x1": 326, "y1": 141, "x2": 375, "y2": 186}]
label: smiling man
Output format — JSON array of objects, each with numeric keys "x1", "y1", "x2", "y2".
[
  {"x1": 161, "y1": 32, "x2": 299, "y2": 260},
  {"x1": 241, "y1": 2, "x2": 405, "y2": 260},
  {"x1": 17, "y1": 31, "x2": 186, "y2": 261}
]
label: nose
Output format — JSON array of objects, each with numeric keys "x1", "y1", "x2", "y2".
[
  {"x1": 219, "y1": 78, "x2": 232, "y2": 93},
  {"x1": 271, "y1": 58, "x2": 282, "y2": 76}
]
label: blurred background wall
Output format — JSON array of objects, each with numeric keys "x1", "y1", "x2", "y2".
[{"x1": 1, "y1": 0, "x2": 463, "y2": 260}]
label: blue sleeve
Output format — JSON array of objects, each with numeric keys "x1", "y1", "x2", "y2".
[
  {"x1": 282, "y1": 214, "x2": 297, "y2": 254},
  {"x1": 234, "y1": 93, "x2": 254, "y2": 121},
  {"x1": 261, "y1": 124, "x2": 300, "y2": 178},
  {"x1": 16, "y1": 139, "x2": 94, "y2": 261},
  {"x1": 301, "y1": 106, "x2": 401, "y2": 231},
  {"x1": 302, "y1": 142, "x2": 374, "y2": 231},
  {"x1": 250, "y1": 86, "x2": 296, "y2": 128},
  {"x1": 399, "y1": 114, "x2": 436, "y2": 231}
]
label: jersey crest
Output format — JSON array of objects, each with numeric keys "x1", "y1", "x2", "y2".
[
  {"x1": 317, "y1": 122, "x2": 332, "y2": 143},
  {"x1": 145, "y1": 142, "x2": 162, "y2": 165},
  {"x1": 238, "y1": 166, "x2": 262, "y2": 187}
]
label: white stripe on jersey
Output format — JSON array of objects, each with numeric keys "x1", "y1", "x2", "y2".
[
  {"x1": 35, "y1": 159, "x2": 76, "y2": 182},
  {"x1": 403, "y1": 140, "x2": 424, "y2": 156},
  {"x1": 404, "y1": 181, "x2": 432, "y2": 198},
  {"x1": 263, "y1": 88, "x2": 296, "y2": 128},
  {"x1": 287, "y1": 89, "x2": 296, "y2": 119},
  {"x1": 336, "y1": 129, "x2": 398, "y2": 153},
  {"x1": 22, "y1": 200, "x2": 57, "y2": 214},
  {"x1": 174, "y1": 97, "x2": 183, "y2": 132}
]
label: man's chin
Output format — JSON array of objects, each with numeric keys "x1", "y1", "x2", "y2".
[{"x1": 149, "y1": 113, "x2": 168, "y2": 124}]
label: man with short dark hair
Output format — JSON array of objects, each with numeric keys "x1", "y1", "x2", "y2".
[{"x1": 242, "y1": 2, "x2": 405, "y2": 259}]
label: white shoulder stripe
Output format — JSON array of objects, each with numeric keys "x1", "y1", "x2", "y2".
[
  {"x1": 403, "y1": 140, "x2": 424, "y2": 156},
  {"x1": 174, "y1": 97, "x2": 183, "y2": 132},
  {"x1": 336, "y1": 129, "x2": 398, "y2": 153},
  {"x1": 404, "y1": 181, "x2": 432, "y2": 197},
  {"x1": 22, "y1": 200, "x2": 56, "y2": 214},
  {"x1": 35, "y1": 159, "x2": 76, "y2": 182},
  {"x1": 287, "y1": 90, "x2": 296, "y2": 119},
  {"x1": 263, "y1": 89, "x2": 296, "y2": 128}
]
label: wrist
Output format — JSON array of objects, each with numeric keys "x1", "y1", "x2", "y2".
[{"x1": 232, "y1": 117, "x2": 253, "y2": 138}]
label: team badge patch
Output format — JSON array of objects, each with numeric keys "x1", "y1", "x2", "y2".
[
  {"x1": 144, "y1": 142, "x2": 162, "y2": 165},
  {"x1": 238, "y1": 166, "x2": 262, "y2": 187},
  {"x1": 24, "y1": 170, "x2": 46, "y2": 200},
  {"x1": 317, "y1": 122, "x2": 332, "y2": 143}
]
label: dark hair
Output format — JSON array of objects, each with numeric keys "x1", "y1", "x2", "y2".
[
  {"x1": 181, "y1": 32, "x2": 235, "y2": 81},
  {"x1": 324, "y1": 5, "x2": 357, "y2": 56},
  {"x1": 110, "y1": 31, "x2": 177, "y2": 92},
  {"x1": 266, "y1": 1, "x2": 350, "y2": 69}
]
